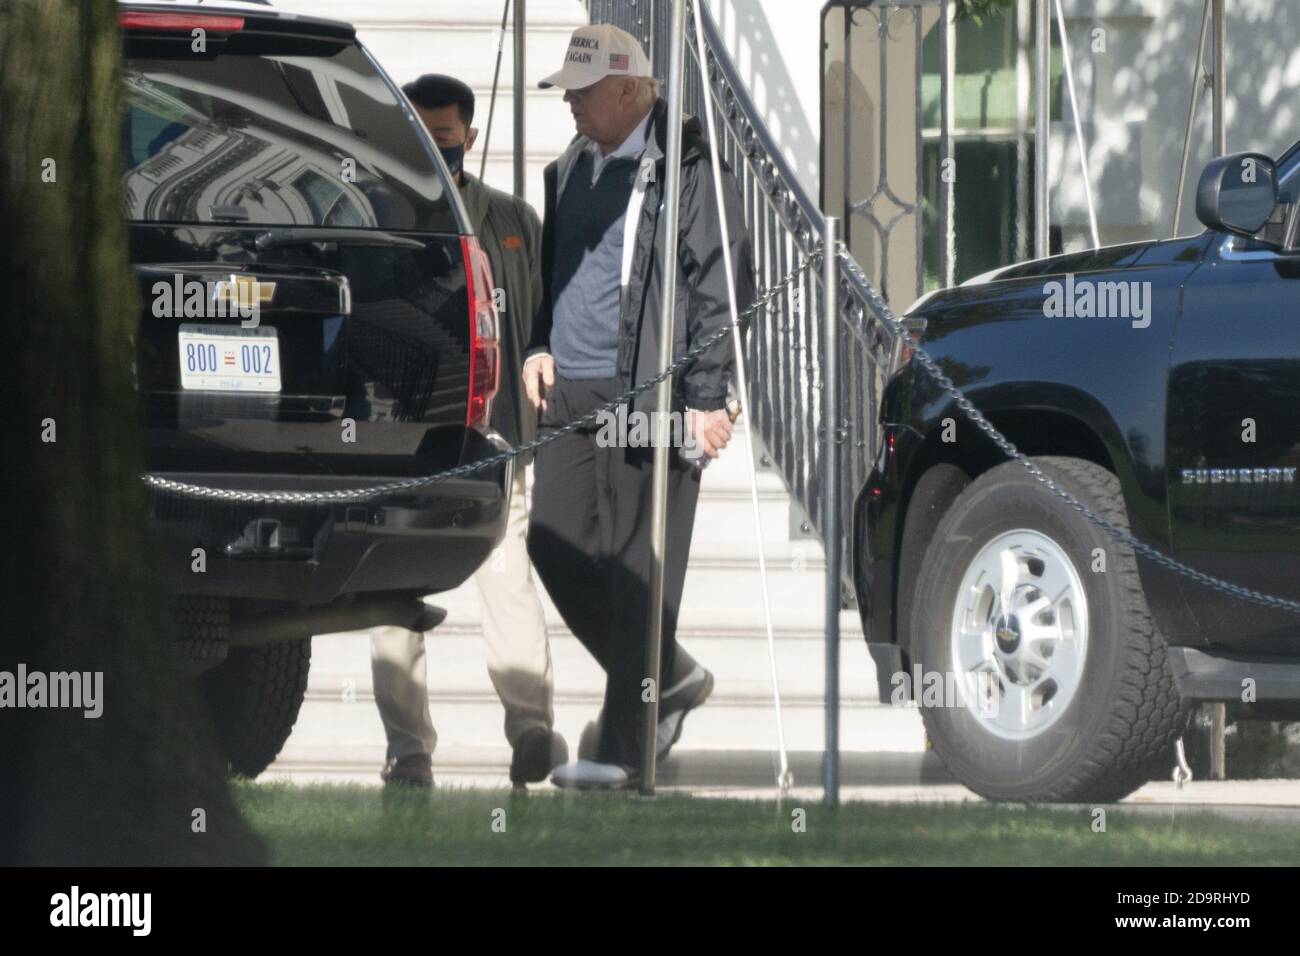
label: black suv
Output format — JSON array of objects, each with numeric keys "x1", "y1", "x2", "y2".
[
  {"x1": 856, "y1": 140, "x2": 1300, "y2": 802},
  {"x1": 122, "y1": 2, "x2": 507, "y2": 775}
]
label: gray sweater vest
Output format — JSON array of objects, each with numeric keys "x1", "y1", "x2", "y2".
[{"x1": 549, "y1": 150, "x2": 640, "y2": 379}]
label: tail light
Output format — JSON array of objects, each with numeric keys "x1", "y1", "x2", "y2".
[
  {"x1": 118, "y1": 12, "x2": 246, "y2": 32},
  {"x1": 461, "y1": 236, "x2": 499, "y2": 430},
  {"x1": 899, "y1": 326, "x2": 925, "y2": 366}
]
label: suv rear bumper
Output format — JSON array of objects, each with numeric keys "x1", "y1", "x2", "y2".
[
  {"x1": 149, "y1": 466, "x2": 508, "y2": 604},
  {"x1": 1168, "y1": 646, "x2": 1300, "y2": 703}
]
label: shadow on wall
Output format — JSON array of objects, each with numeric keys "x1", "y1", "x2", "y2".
[
  {"x1": 710, "y1": 0, "x2": 820, "y2": 188},
  {"x1": 1060, "y1": 0, "x2": 1300, "y2": 248}
]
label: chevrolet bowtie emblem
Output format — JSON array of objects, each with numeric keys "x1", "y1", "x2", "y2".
[
  {"x1": 212, "y1": 274, "x2": 275, "y2": 307},
  {"x1": 1180, "y1": 467, "x2": 1297, "y2": 485}
]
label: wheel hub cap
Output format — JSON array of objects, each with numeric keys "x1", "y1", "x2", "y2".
[
  {"x1": 994, "y1": 615, "x2": 1020, "y2": 653},
  {"x1": 948, "y1": 529, "x2": 1089, "y2": 740}
]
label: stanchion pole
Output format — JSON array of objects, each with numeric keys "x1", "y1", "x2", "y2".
[
  {"x1": 822, "y1": 216, "x2": 841, "y2": 806},
  {"x1": 641, "y1": 0, "x2": 688, "y2": 797},
  {"x1": 1209, "y1": 0, "x2": 1227, "y2": 781}
]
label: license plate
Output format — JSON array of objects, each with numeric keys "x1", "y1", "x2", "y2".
[{"x1": 178, "y1": 324, "x2": 281, "y2": 392}]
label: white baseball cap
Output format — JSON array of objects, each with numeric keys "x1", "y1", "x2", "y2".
[{"x1": 538, "y1": 23, "x2": 653, "y2": 90}]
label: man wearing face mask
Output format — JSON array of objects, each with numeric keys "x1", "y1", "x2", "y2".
[{"x1": 366, "y1": 74, "x2": 566, "y2": 788}]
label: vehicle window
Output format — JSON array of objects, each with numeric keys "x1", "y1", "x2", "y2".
[{"x1": 122, "y1": 43, "x2": 455, "y2": 232}]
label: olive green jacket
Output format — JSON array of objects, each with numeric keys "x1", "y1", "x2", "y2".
[{"x1": 458, "y1": 172, "x2": 543, "y2": 463}]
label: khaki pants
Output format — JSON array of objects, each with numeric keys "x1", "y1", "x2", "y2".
[{"x1": 369, "y1": 467, "x2": 554, "y2": 760}]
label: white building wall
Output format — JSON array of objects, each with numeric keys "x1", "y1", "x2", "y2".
[
  {"x1": 1050, "y1": 0, "x2": 1300, "y2": 248},
  {"x1": 705, "y1": 0, "x2": 824, "y2": 193}
]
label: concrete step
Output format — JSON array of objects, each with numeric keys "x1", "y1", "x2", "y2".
[
  {"x1": 284, "y1": 620, "x2": 915, "y2": 771},
  {"x1": 310, "y1": 627, "x2": 881, "y2": 701},
  {"x1": 686, "y1": 496, "x2": 801, "y2": 558},
  {"x1": 276, "y1": 691, "x2": 926, "y2": 771},
  {"x1": 698, "y1": 466, "x2": 792, "y2": 498},
  {"x1": 686, "y1": 537, "x2": 823, "y2": 568},
  {"x1": 693, "y1": 421, "x2": 785, "y2": 482},
  {"x1": 423, "y1": 563, "x2": 838, "y2": 631}
]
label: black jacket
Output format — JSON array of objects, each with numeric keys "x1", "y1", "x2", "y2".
[
  {"x1": 458, "y1": 171, "x2": 542, "y2": 463},
  {"x1": 527, "y1": 97, "x2": 755, "y2": 414}
]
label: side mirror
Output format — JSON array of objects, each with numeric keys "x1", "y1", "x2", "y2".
[{"x1": 1196, "y1": 151, "x2": 1278, "y2": 237}]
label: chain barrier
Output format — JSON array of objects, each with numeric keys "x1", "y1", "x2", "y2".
[
  {"x1": 142, "y1": 239, "x2": 1300, "y2": 615},
  {"x1": 836, "y1": 242, "x2": 1300, "y2": 616},
  {"x1": 140, "y1": 257, "x2": 813, "y2": 506}
]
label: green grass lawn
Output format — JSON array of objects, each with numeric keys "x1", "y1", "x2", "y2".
[{"x1": 235, "y1": 782, "x2": 1300, "y2": 866}]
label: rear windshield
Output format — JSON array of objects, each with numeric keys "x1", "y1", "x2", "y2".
[{"x1": 122, "y1": 42, "x2": 456, "y2": 231}]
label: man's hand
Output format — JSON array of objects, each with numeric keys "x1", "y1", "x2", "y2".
[
  {"x1": 522, "y1": 354, "x2": 555, "y2": 413},
  {"x1": 686, "y1": 407, "x2": 734, "y2": 460}
]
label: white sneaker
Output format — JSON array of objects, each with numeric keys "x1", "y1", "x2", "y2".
[
  {"x1": 656, "y1": 710, "x2": 686, "y2": 757},
  {"x1": 576, "y1": 711, "x2": 685, "y2": 762},
  {"x1": 658, "y1": 666, "x2": 714, "y2": 760},
  {"x1": 576, "y1": 667, "x2": 715, "y2": 763},
  {"x1": 551, "y1": 759, "x2": 638, "y2": 790}
]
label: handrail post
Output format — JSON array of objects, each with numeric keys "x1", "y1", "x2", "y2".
[
  {"x1": 512, "y1": 0, "x2": 525, "y2": 198},
  {"x1": 1172, "y1": 0, "x2": 1212, "y2": 237},
  {"x1": 1053, "y1": 0, "x2": 1099, "y2": 248},
  {"x1": 1211, "y1": 0, "x2": 1226, "y2": 158},
  {"x1": 1034, "y1": 0, "x2": 1050, "y2": 258},
  {"x1": 822, "y1": 217, "x2": 841, "y2": 806},
  {"x1": 641, "y1": 0, "x2": 687, "y2": 797},
  {"x1": 939, "y1": 1, "x2": 955, "y2": 287}
]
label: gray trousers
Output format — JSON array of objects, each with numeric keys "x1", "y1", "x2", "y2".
[
  {"x1": 369, "y1": 468, "x2": 554, "y2": 760},
  {"x1": 526, "y1": 375, "x2": 702, "y2": 767}
]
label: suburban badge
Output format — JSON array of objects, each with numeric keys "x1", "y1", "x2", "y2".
[{"x1": 1179, "y1": 466, "x2": 1297, "y2": 484}]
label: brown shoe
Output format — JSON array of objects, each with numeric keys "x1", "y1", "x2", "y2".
[
  {"x1": 381, "y1": 753, "x2": 433, "y2": 788},
  {"x1": 510, "y1": 727, "x2": 568, "y2": 786}
]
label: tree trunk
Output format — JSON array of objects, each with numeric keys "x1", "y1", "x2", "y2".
[{"x1": 0, "y1": 0, "x2": 264, "y2": 865}]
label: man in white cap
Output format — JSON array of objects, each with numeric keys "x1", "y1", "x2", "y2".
[
  {"x1": 522, "y1": 24, "x2": 754, "y2": 789},
  {"x1": 368, "y1": 74, "x2": 567, "y2": 791}
]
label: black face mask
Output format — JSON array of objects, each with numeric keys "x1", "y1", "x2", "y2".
[{"x1": 439, "y1": 142, "x2": 465, "y2": 177}]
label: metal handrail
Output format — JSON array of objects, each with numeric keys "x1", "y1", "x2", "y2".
[
  {"x1": 692, "y1": 3, "x2": 887, "y2": 351},
  {"x1": 588, "y1": 0, "x2": 903, "y2": 598}
]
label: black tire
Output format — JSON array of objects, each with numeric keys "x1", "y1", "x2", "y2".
[
  {"x1": 175, "y1": 596, "x2": 230, "y2": 673},
  {"x1": 909, "y1": 456, "x2": 1187, "y2": 802},
  {"x1": 201, "y1": 638, "x2": 312, "y2": 778}
]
